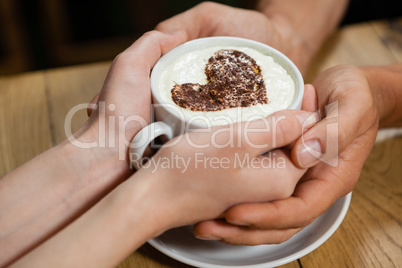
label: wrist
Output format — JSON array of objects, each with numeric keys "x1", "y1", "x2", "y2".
[
  {"x1": 13, "y1": 172, "x2": 169, "y2": 267},
  {"x1": 59, "y1": 123, "x2": 134, "y2": 199},
  {"x1": 257, "y1": 0, "x2": 348, "y2": 71},
  {"x1": 116, "y1": 171, "x2": 175, "y2": 240},
  {"x1": 268, "y1": 13, "x2": 315, "y2": 72},
  {"x1": 361, "y1": 65, "x2": 402, "y2": 128},
  {"x1": 71, "y1": 116, "x2": 139, "y2": 172},
  {"x1": 69, "y1": 120, "x2": 179, "y2": 235}
]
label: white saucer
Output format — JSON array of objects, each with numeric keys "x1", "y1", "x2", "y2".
[{"x1": 148, "y1": 193, "x2": 352, "y2": 268}]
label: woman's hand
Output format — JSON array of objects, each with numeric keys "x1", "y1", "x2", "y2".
[
  {"x1": 80, "y1": 31, "x2": 186, "y2": 168},
  {"x1": 193, "y1": 65, "x2": 380, "y2": 245},
  {"x1": 134, "y1": 109, "x2": 314, "y2": 230},
  {"x1": 13, "y1": 109, "x2": 314, "y2": 268},
  {"x1": 0, "y1": 31, "x2": 186, "y2": 267}
]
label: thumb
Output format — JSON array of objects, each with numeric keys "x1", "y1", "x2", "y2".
[
  {"x1": 292, "y1": 90, "x2": 377, "y2": 168},
  {"x1": 292, "y1": 65, "x2": 379, "y2": 168},
  {"x1": 292, "y1": 101, "x2": 341, "y2": 168}
]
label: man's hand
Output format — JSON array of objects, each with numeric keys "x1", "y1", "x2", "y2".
[
  {"x1": 193, "y1": 65, "x2": 379, "y2": 244},
  {"x1": 156, "y1": 1, "x2": 349, "y2": 74},
  {"x1": 156, "y1": 2, "x2": 310, "y2": 72}
]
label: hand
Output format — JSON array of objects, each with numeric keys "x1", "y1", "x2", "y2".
[
  {"x1": 193, "y1": 65, "x2": 379, "y2": 245},
  {"x1": 13, "y1": 110, "x2": 313, "y2": 267},
  {"x1": 155, "y1": 2, "x2": 312, "y2": 72},
  {"x1": 0, "y1": 31, "x2": 186, "y2": 267},
  {"x1": 80, "y1": 31, "x2": 187, "y2": 171},
  {"x1": 134, "y1": 110, "x2": 313, "y2": 230}
]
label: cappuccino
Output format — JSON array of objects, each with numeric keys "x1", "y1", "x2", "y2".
[{"x1": 158, "y1": 46, "x2": 296, "y2": 126}]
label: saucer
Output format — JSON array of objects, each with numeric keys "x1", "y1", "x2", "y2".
[{"x1": 148, "y1": 193, "x2": 351, "y2": 268}]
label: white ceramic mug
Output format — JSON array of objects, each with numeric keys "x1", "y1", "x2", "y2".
[{"x1": 129, "y1": 37, "x2": 304, "y2": 170}]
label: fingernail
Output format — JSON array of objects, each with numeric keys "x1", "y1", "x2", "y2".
[
  {"x1": 195, "y1": 234, "x2": 221, "y2": 241},
  {"x1": 296, "y1": 112, "x2": 319, "y2": 132},
  {"x1": 297, "y1": 139, "x2": 322, "y2": 168}
]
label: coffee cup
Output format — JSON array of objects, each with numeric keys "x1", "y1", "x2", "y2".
[{"x1": 129, "y1": 36, "x2": 304, "y2": 170}]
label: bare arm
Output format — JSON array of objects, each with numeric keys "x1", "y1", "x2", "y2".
[
  {"x1": 362, "y1": 64, "x2": 402, "y2": 128},
  {"x1": 0, "y1": 131, "x2": 130, "y2": 266},
  {"x1": 0, "y1": 31, "x2": 186, "y2": 266},
  {"x1": 2, "y1": 30, "x2": 310, "y2": 267},
  {"x1": 11, "y1": 108, "x2": 311, "y2": 268},
  {"x1": 9, "y1": 172, "x2": 159, "y2": 268}
]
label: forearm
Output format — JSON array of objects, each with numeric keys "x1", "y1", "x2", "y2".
[
  {"x1": 0, "y1": 136, "x2": 130, "y2": 266},
  {"x1": 10, "y1": 173, "x2": 162, "y2": 268},
  {"x1": 257, "y1": 0, "x2": 349, "y2": 68},
  {"x1": 362, "y1": 64, "x2": 402, "y2": 128}
]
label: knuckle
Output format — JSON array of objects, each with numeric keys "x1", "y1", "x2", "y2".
[
  {"x1": 141, "y1": 30, "x2": 164, "y2": 49},
  {"x1": 109, "y1": 53, "x2": 131, "y2": 73},
  {"x1": 142, "y1": 30, "x2": 162, "y2": 40},
  {"x1": 111, "y1": 52, "x2": 123, "y2": 65},
  {"x1": 225, "y1": 209, "x2": 247, "y2": 225},
  {"x1": 112, "y1": 49, "x2": 133, "y2": 67},
  {"x1": 195, "y1": 1, "x2": 222, "y2": 21},
  {"x1": 154, "y1": 21, "x2": 166, "y2": 31},
  {"x1": 197, "y1": 1, "x2": 219, "y2": 10}
]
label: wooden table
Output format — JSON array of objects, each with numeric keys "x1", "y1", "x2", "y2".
[{"x1": 1, "y1": 19, "x2": 401, "y2": 267}]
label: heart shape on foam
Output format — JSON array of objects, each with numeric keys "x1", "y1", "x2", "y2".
[{"x1": 171, "y1": 49, "x2": 269, "y2": 112}]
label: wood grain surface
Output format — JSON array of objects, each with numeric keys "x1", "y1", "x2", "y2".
[
  {"x1": 0, "y1": 73, "x2": 51, "y2": 172},
  {"x1": 0, "y1": 18, "x2": 401, "y2": 268}
]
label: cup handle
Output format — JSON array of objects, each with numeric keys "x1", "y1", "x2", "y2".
[{"x1": 129, "y1": 121, "x2": 174, "y2": 170}]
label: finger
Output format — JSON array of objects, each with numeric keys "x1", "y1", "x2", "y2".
[
  {"x1": 292, "y1": 68, "x2": 376, "y2": 168},
  {"x1": 224, "y1": 171, "x2": 339, "y2": 230},
  {"x1": 155, "y1": 10, "x2": 194, "y2": 41},
  {"x1": 279, "y1": 84, "x2": 318, "y2": 151},
  {"x1": 106, "y1": 30, "x2": 187, "y2": 81},
  {"x1": 193, "y1": 220, "x2": 301, "y2": 245},
  {"x1": 236, "y1": 110, "x2": 317, "y2": 157},
  {"x1": 87, "y1": 94, "x2": 99, "y2": 117},
  {"x1": 98, "y1": 30, "x2": 186, "y2": 119},
  {"x1": 226, "y1": 165, "x2": 341, "y2": 230},
  {"x1": 243, "y1": 149, "x2": 306, "y2": 201},
  {"x1": 224, "y1": 126, "x2": 377, "y2": 231},
  {"x1": 155, "y1": 2, "x2": 222, "y2": 41},
  {"x1": 214, "y1": 149, "x2": 306, "y2": 203},
  {"x1": 292, "y1": 101, "x2": 374, "y2": 168},
  {"x1": 301, "y1": 84, "x2": 318, "y2": 112}
]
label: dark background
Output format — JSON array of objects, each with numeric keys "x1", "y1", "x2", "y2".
[{"x1": 0, "y1": 0, "x2": 401, "y2": 76}]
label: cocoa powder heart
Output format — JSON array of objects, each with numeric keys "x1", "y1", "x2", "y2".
[{"x1": 171, "y1": 49, "x2": 269, "y2": 111}]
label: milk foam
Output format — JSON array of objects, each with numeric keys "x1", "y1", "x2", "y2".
[{"x1": 158, "y1": 46, "x2": 295, "y2": 126}]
